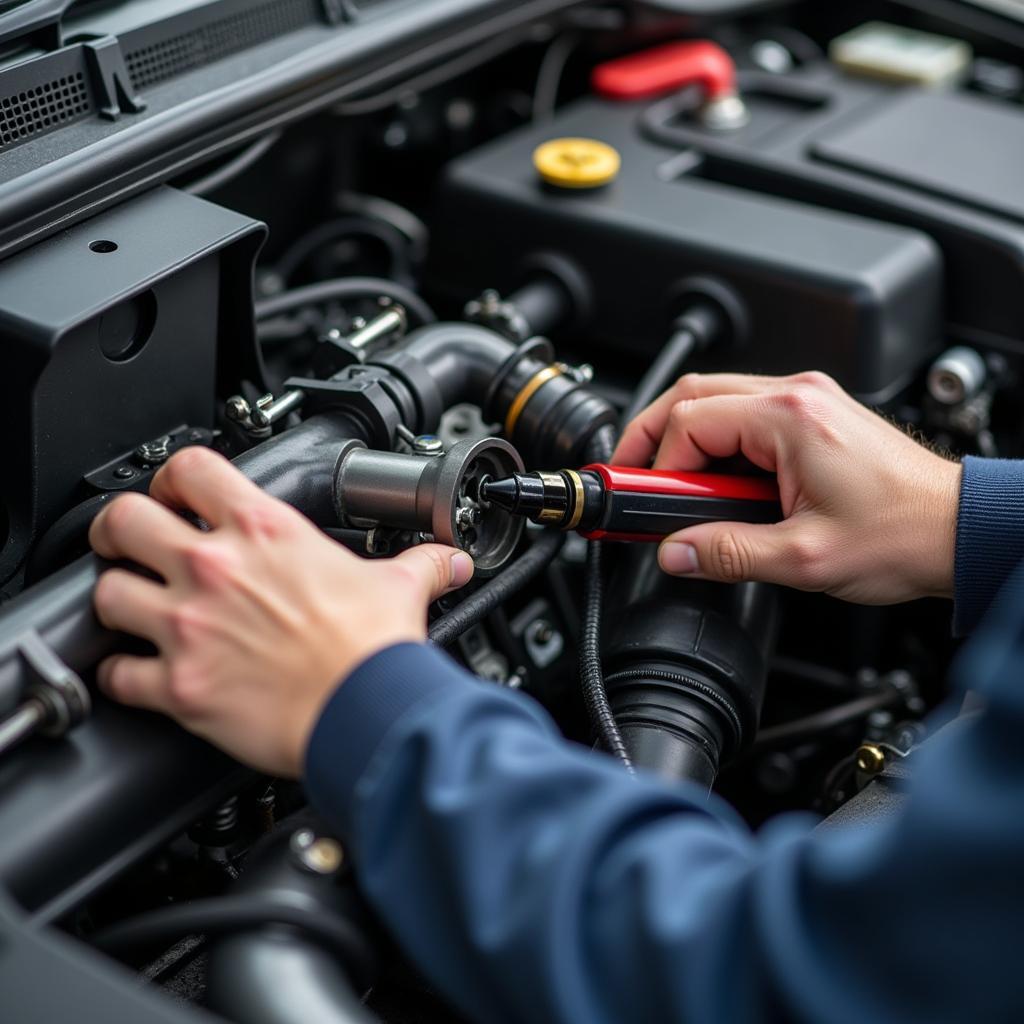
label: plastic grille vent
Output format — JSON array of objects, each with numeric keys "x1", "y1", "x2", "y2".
[
  {"x1": 125, "y1": 0, "x2": 319, "y2": 90},
  {"x1": 0, "y1": 73, "x2": 91, "y2": 149}
]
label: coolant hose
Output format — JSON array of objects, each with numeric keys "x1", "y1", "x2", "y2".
[{"x1": 92, "y1": 896, "x2": 375, "y2": 983}]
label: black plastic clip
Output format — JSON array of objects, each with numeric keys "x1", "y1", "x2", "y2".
[
  {"x1": 83, "y1": 36, "x2": 146, "y2": 121},
  {"x1": 321, "y1": 0, "x2": 356, "y2": 25}
]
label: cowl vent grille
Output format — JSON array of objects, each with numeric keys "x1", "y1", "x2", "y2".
[
  {"x1": 0, "y1": 71, "x2": 91, "y2": 148},
  {"x1": 124, "y1": 0, "x2": 320, "y2": 90}
]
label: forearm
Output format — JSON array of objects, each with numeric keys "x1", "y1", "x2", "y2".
[{"x1": 305, "y1": 638, "x2": 1024, "y2": 1024}]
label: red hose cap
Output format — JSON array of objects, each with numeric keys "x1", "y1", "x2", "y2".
[{"x1": 592, "y1": 40, "x2": 737, "y2": 102}]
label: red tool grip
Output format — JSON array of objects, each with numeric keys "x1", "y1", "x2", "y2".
[
  {"x1": 591, "y1": 41, "x2": 738, "y2": 102},
  {"x1": 582, "y1": 464, "x2": 780, "y2": 503}
]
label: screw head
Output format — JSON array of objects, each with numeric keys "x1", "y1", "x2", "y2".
[
  {"x1": 225, "y1": 396, "x2": 251, "y2": 422},
  {"x1": 114, "y1": 465, "x2": 136, "y2": 480},
  {"x1": 412, "y1": 434, "x2": 445, "y2": 457}
]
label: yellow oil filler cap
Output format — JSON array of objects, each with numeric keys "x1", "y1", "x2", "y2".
[{"x1": 533, "y1": 137, "x2": 621, "y2": 190}]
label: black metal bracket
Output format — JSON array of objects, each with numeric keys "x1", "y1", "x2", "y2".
[{"x1": 17, "y1": 629, "x2": 90, "y2": 738}]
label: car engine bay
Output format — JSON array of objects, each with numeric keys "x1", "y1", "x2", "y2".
[{"x1": 1, "y1": 0, "x2": 1023, "y2": 1019}]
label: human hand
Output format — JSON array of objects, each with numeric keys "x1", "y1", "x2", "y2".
[
  {"x1": 614, "y1": 372, "x2": 961, "y2": 604},
  {"x1": 89, "y1": 447, "x2": 474, "y2": 777}
]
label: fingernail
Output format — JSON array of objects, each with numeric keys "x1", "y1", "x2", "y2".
[
  {"x1": 450, "y1": 552, "x2": 475, "y2": 587},
  {"x1": 96, "y1": 658, "x2": 114, "y2": 694},
  {"x1": 660, "y1": 542, "x2": 699, "y2": 575}
]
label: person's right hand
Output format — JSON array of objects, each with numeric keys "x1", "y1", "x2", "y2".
[{"x1": 613, "y1": 371, "x2": 962, "y2": 605}]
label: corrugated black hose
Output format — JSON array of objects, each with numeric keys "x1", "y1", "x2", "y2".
[{"x1": 580, "y1": 424, "x2": 634, "y2": 771}]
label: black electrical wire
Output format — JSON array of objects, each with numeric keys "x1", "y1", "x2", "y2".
[
  {"x1": 335, "y1": 192, "x2": 430, "y2": 266},
  {"x1": 274, "y1": 218, "x2": 413, "y2": 285},
  {"x1": 532, "y1": 31, "x2": 580, "y2": 121},
  {"x1": 770, "y1": 655, "x2": 858, "y2": 695},
  {"x1": 750, "y1": 690, "x2": 903, "y2": 753},
  {"x1": 429, "y1": 530, "x2": 566, "y2": 648},
  {"x1": 579, "y1": 424, "x2": 634, "y2": 772},
  {"x1": 620, "y1": 304, "x2": 723, "y2": 428},
  {"x1": 620, "y1": 327, "x2": 699, "y2": 428},
  {"x1": 254, "y1": 278, "x2": 437, "y2": 327},
  {"x1": 92, "y1": 896, "x2": 375, "y2": 987},
  {"x1": 183, "y1": 130, "x2": 283, "y2": 197},
  {"x1": 335, "y1": 30, "x2": 533, "y2": 116}
]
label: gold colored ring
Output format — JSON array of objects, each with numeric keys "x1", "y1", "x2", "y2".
[
  {"x1": 565, "y1": 470, "x2": 585, "y2": 531},
  {"x1": 504, "y1": 365, "x2": 563, "y2": 439}
]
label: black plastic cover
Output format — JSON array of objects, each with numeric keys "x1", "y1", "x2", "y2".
[{"x1": 430, "y1": 97, "x2": 943, "y2": 401}]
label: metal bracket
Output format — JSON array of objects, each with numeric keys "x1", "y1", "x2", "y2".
[
  {"x1": 18, "y1": 630, "x2": 91, "y2": 737},
  {"x1": 83, "y1": 36, "x2": 146, "y2": 121}
]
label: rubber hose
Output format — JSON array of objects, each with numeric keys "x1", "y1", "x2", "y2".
[
  {"x1": 23, "y1": 493, "x2": 117, "y2": 586},
  {"x1": 91, "y1": 896, "x2": 376, "y2": 987},
  {"x1": 620, "y1": 304, "x2": 722, "y2": 428},
  {"x1": 429, "y1": 530, "x2": 566, "y2": 648},
  {"x1": 579, "y1": 425, "x2": 633, "y2": 771},
  {"x1": 620, "y1": 327, "x2": 697, "y2": 428},
  {"x1": 255, "y1": 278, "x2": 436, "y2": 327}
]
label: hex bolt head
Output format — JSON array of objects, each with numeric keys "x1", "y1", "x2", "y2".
[
  {"x1": 134, "y1": 437, "x2": 171, "y2": 466},
  {"x1": 456, "y1": 506, "x2": 482, "y2": 532}
]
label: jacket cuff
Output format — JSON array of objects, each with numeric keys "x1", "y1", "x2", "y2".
[
  {"x1": 303, "y1": 642, "x2": 472, "y2": 837},
  {"x1": 954, "y1": 456, "x2": 1024, "y2": 636}
]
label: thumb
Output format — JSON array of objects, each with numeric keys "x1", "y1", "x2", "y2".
[
  {"x1": 659, "y1": 520, "x2": 817, "y2": 589},
  {"x1": 393, "y1": 544, "x2": 475, "y2": 604}
]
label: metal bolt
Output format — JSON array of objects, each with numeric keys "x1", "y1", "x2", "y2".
[
  {"x1": 290, "y1": 829, "x2": 344, "y2": 875},
  {"x1": 347, "y1": 306, "x2": 407, "y2": 351},
  {"x1": 114, "y1": 465, "x2": 136, "y2": 480},
  {"x1": 135, "y1": 437, "x2": 171, "y2": 465},
  {"x1": 225, "y1": 395, "x2": 252, "y2": 422},
  {"x1": 856, "y1": 743, "x2": 886, "y2": 776},
  {"x1": 530, "y1": 620, "x2": 555, "y2": 645},
  {"x1": 412, "y1": 434, "x2": 445, "y2": 457},
  {"x1": 456, "y1": 506, "x2": 481, "y2": 533},
  {"x1": 251, "y1": 389, "x2": 305, "y2": 428},
  {"x1": 700, "y1": 92, "x2": 750, "y2": 131}
]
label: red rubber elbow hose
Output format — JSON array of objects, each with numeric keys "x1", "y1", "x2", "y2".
[{"x1": 592, "y1": 40, "x2": 738, "y2": 102}]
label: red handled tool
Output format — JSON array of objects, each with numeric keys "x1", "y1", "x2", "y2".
[{"x1": 481, "y1": 464, "x2": 781, "y2": 542}]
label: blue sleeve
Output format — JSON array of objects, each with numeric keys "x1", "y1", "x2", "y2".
[
  {"x1": 954, "y1": 455, "x2": 1024, "y2": 634},
  {"x1": 305, "y1": 616, "x2": 1024, "y2": 1024}
]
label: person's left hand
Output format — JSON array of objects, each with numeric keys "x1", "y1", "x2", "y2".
[{"x1": 89, "y1": 446, "x2": 474, "y2": 778}]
